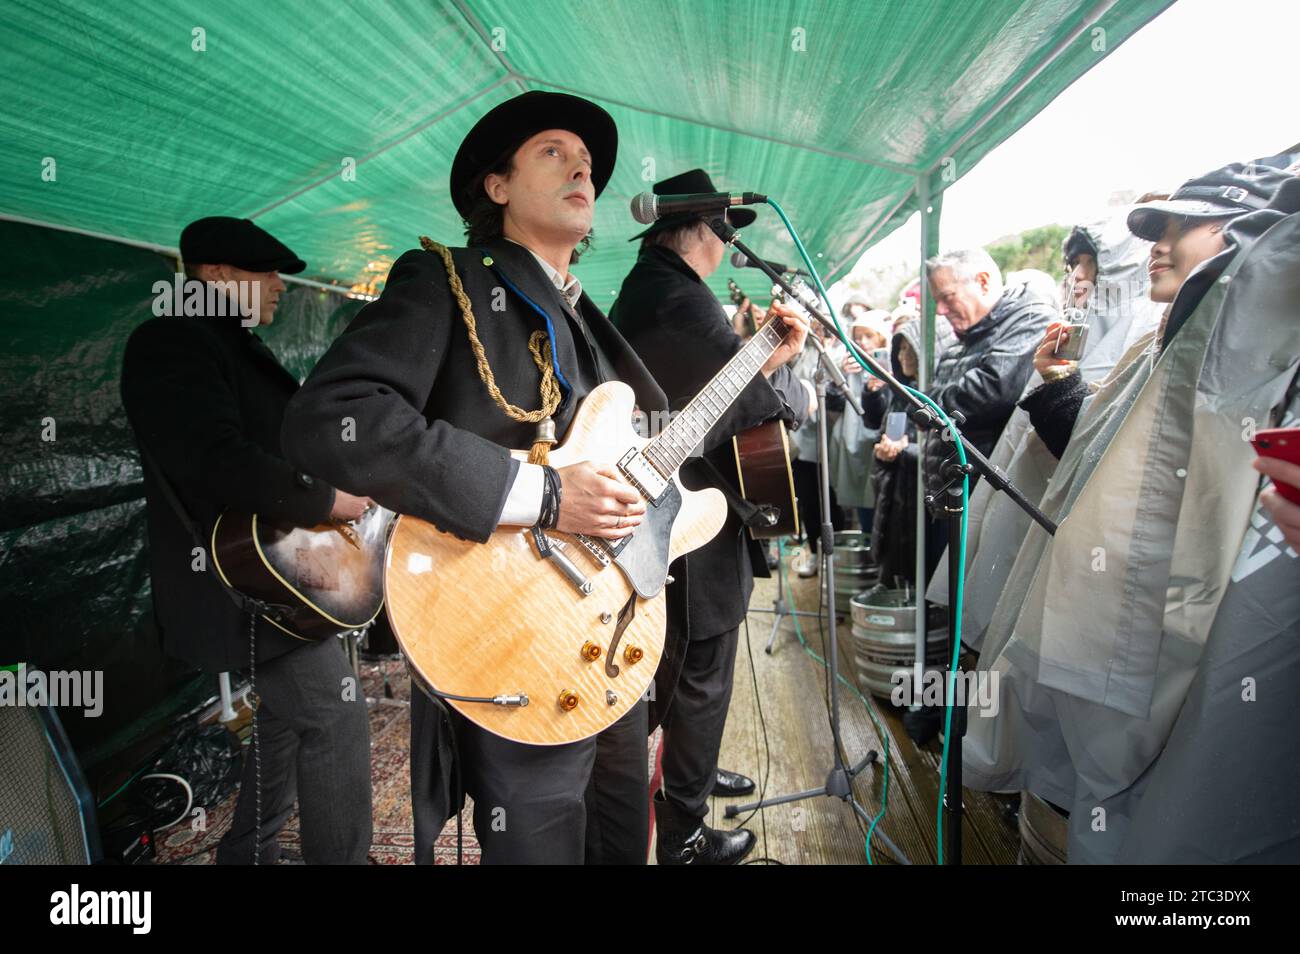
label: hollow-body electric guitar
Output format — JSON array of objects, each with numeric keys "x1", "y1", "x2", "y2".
[
  {"x1": 385, "y1": 314, "x2": 797, "y2": 745},
  {"x1": 211, "y1": 505, "x2": 393, "y2": 640}
]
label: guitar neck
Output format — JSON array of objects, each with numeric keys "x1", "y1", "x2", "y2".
[{"x1": 642, "y1": 315, "x2": 791, "y2": 476}]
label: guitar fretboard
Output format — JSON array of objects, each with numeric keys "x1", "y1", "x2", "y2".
[{"x1": 642, "y1": 316, "x2": 791, "y2": 476}]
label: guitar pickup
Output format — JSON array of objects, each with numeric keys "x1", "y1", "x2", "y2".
[{"x1": 617, "y1": 449, "x2": 669, "y2": 503}]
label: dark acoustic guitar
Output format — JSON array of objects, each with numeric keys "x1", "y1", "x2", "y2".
[
  {"x1": 210, "y1": 506, "x2": 393, "y2": 641},
  {"x1": 732, "y1": 419, "x2": 800, "y2": 540}
]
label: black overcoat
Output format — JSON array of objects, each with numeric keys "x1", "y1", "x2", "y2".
[{"x1": 121, "y1": 312, "x2": 336, "y2": 672}]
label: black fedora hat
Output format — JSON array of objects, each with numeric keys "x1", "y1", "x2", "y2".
[
  {"x1": 628, "y1": 168, "x2": 757, "y2": 241},
  {"x1": 449, "y1": 91, "x2": 617, "y2": 220}
]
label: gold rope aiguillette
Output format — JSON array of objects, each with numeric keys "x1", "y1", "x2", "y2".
[{"x1": 419, "y1": 236, "x2": 560, "y2": 465}]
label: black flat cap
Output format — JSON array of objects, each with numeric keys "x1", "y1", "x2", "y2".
[
  {"x1": 179, "y1": 217, "x2": 306, "y2": 274},
  {"x1": 629, "y1": 168, "x2": 757, "y2": 241},
  {"x1": 450, "y1": 91, "x2": 618, "y2": 220}
]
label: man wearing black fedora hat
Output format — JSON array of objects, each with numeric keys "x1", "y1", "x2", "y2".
[
  {"x1": 121, "y1": 217, "x2": 375, "y2": 864},
  {"x1": 282, "y1": 92, "x2": 778, "y2": 863},
  {"x1": 611, "y1": 169, "x2": 812, "y2": 864}
]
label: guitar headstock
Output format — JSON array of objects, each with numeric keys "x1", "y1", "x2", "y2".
[
  {"x1": 726, "y1": 278, "x2": 745, "y2": 306},
  {"x1": 770, "y1": 277, "x2": 814, "y2": 324}
]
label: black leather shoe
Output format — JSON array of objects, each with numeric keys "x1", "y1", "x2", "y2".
[
  {"x1": 655, "y1": 792, "x2": 756, "y2": 866},
  {"x1": 713, "y1": 768, "x2": 755, "y2": 797}
]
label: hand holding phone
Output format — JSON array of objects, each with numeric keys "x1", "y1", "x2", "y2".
[{"x1": 1252, "y1": 427, "x2": 1300, "y2": 506}]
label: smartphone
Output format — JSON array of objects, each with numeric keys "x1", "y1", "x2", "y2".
[
  {"x1": 1252, "y1": 426, "x2": 1300, "y2": 505},
  {"x1": 886, "y1": 411, "x2": 907, "y2": 442},
  {"x1": 871, "y1": 347, "x2": 891, "y2": 365},
  {"x1": 1053, "y1": 320, "x2": 1089, "y2": 362}
]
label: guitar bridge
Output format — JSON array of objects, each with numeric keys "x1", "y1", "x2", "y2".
[{"x1": 574, "y1": 533, "x2": 612, "y2": 566}]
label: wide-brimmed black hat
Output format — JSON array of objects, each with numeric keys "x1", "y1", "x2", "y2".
[
  {"x1": 628, "y1": 168, "x2": 757, "y2": 241},
  {"x1": 180, "y1": 216, "x2": 305, "y2": 274},
  {"x1": 449, "y1": 91, "x2": 617, "y2": 220},
  {"x1": 1127, "y1": 163, "x2": 1291, "y2": 242}
]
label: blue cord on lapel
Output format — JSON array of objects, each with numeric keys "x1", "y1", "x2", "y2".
[{"x1": 478, "y1": 250, "x2": 573, "y2": 400}]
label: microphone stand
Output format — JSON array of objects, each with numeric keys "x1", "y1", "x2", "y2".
[
  {"x1": 808, "y1": 332, "x2": 865, "y2": 417},
  {"x1": 708, "y1": 215, "x2": 1056, "y2": 865}
]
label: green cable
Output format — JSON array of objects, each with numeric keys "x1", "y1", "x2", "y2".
[
  {"x1": 776, "y1": 537, "x2": 889, "y2": 864},
  {"x1": 97, "y1": 763, "x2": 150, "y2": 808},
  {"x1": 764, "y1": 199, "x2": 970, "y2": 865}
]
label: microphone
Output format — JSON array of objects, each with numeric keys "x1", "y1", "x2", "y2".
[
  {"x1": 630, "y1": 191, "x2": 767, "y2": 225},
  {"x1": 730, "y1": 249, "x2": 808, "y2": 276}
]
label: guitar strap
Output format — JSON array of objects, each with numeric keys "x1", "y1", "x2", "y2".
[{"x1": 692, "y1": 455, "x2": 773, "y2": 530}]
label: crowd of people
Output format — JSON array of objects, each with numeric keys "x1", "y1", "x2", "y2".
[{"x1": 761, "y1": 151, "x2": 1300, "y2": 862}]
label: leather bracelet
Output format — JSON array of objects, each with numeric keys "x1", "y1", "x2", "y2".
[
  {"x1": 536, "y1": 472, "x2": 554, "y2": 530},
  {"x1": 546, "y1": 464, "x2": 562, "y2": 520},
  {"x1": 537, "y1": 464, "x2": 562, "y2": 530}
]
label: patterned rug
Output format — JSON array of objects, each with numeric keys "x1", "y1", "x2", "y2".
[{"x1": 155, "y1": 659, "x2": 662, "y2": 864}]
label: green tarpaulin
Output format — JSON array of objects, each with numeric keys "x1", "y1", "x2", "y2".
[{"x1": 2, "y1": 0, "x2": 1171, "y2": 299}]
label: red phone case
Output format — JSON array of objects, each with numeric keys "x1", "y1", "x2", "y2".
[{"x1": 1252, "y1": 427, "x2": 1300, "y2": 506}]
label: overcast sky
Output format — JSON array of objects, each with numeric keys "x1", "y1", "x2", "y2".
[{"x1": 842, "y1": 0, "x2": 1297, "y2": 283}]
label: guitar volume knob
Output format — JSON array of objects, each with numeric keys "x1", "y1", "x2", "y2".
[
  {"x1": 580, "y1": 641, "x2": 601, "y2": 661},
  {"x1": 623, "y1": 644, "x2": 644, "y2": 665},
  {"x1": 558, "y1": 690, "x2": 580, "y2": 711}
]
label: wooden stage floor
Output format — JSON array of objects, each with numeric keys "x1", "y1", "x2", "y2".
[{"x1": 677, "y1": 550, "x2": 1022, "y2": 866}]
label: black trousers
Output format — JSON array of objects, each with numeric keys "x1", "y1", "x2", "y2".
[
  {"x1": 793, "y1": 459, "x2": 844, "y2": 554},
  {"x1": 411, "y1": 694, "x2": 650, "y2": 865},
  {"x1": 659, "y1": 625, "x2": 740, "y2": 820},
  {"x1": 216, "y1": 635, "x2": 373, "y2": 864}
]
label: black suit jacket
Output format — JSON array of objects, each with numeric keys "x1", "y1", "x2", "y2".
[
  {"x1": 611, "y1": 246, "x2": 810, "y2": 639},
  {"x1": 121, "y1": 313, "x2": 337, "y2": 673},
  {"x1": 280, "y1": 237, "x2": 668, "y2": 542}
]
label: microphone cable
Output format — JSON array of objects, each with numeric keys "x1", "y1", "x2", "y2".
[{"x1": 765, "y1": 197, "x2": 969, "y2": 864}]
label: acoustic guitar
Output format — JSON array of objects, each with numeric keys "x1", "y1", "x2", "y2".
[
  {"x1": 732, "y1": 419, "x2": 800, "y2": 539},
  {"x1": 726, "y1": 279, "x2": 800, "y2": 539},
  {"x1": 211, "y1": 506, "x2": 393, "y2": 641},
  {"x1": 384, "y1": 313, "x2": 799, "y2": 744}
]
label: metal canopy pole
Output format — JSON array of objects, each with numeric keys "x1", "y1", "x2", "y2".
[{"x1": 914, "y1": 173, "x2": 942, "y2": 700}]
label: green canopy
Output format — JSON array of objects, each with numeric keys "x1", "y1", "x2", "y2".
[{"x1": 2, "y1": 0, "x2": 1171, "y2": 301}]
